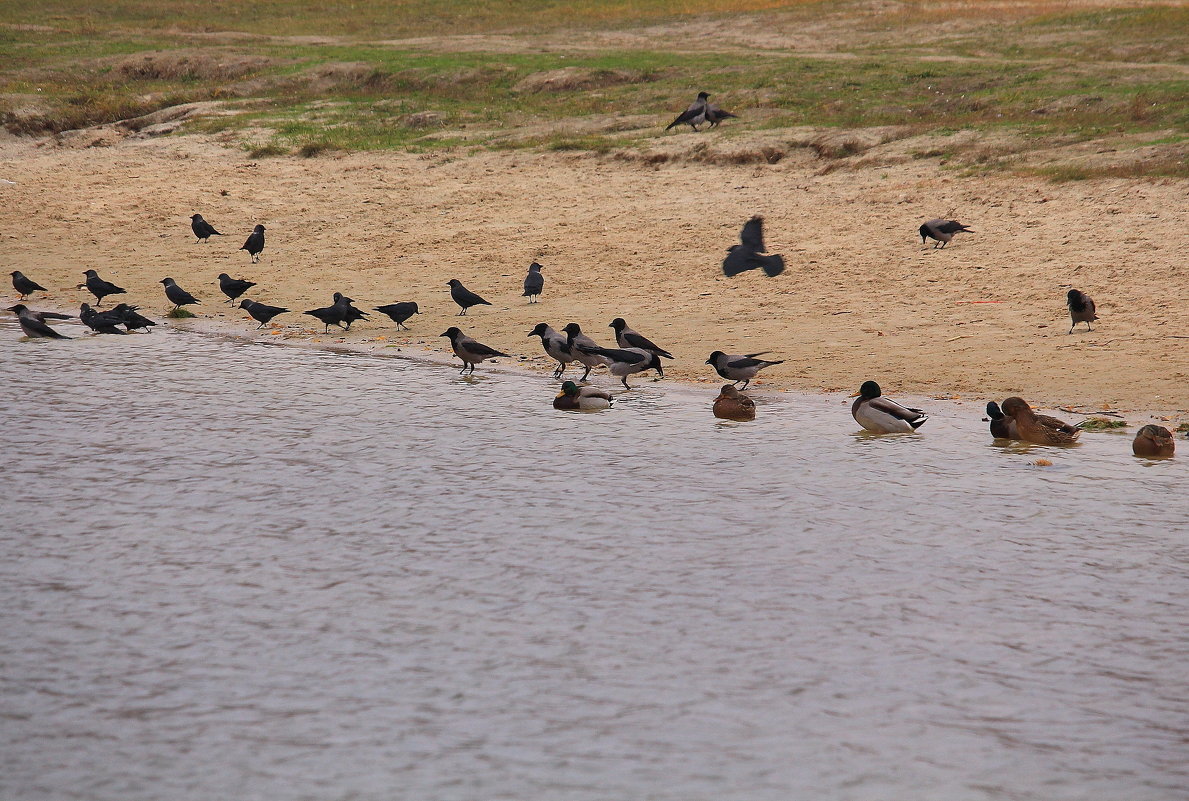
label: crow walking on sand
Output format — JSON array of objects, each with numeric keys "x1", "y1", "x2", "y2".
[
  {"x1": 239, "y1": 299, "x2": 290, "y2": 328},
  {"x1": 81, "y1": 270, "x2": 126, "y2": 306},
  {"x1": 447, "y1": 279, "x2": 492, "y2": 316},
  {"x1": 523, "y1": 262, "x2": 544, "y2": 303},
  {"x1": 218, "y1": 273, "x2": 257, "y2": 303},
  {"x1": 161, "y1": 278, "x2": 200, "y2": 311},
  {"x1": 190, "y1": 214, "x2": 222, "y2": 243},
  {"x1": 1066, "y1": 289, "x2": 1098, "y2": 333},
  {"x1": 240, "y1": 224, "x2": 265, "y2": 262},
  {"x1": 919, "y1": 218, "x2": 973, "y2": 249},
  {"x1": 10, "y1": 271, "x2": 47, "y2": 300},
  {"x1": 374, "y1": 301, "x2": 420, "y2": 330}
]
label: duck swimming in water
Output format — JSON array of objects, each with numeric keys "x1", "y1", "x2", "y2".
[
  {"x1": 713, "y1": 384, "x2": 756, "y2": 421},
  {"x1": 851, "y1": 381, "x2": 928, "y2": 433},
  {"x1": 553, "y1": 381, "x2": 612, "y2": 411},
  {"x1": 1000, "y1": 397, "x2": 1080, "y2": 446},
  {"x1": 986, "y1": 401, "x2": 1017, "y2": 439},
  {"x1": 1132, "y1": 424, "x2": 1175, "y2": 458}
]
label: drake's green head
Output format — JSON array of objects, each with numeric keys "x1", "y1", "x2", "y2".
[
  {"x1": 858, "y1": 380, "x2": 882, "y2": 399},
  {"x1": 561, "y1": 381, "x2": 580, "y2": 396}
]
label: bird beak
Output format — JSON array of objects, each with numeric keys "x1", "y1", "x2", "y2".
[{"x1": 849, "y1": 391, "x2": 861, "y2": 397}]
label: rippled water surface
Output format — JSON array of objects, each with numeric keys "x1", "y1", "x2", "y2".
[{"x1": 2, "y1": 319, "x2": 1186, "y2": 801}]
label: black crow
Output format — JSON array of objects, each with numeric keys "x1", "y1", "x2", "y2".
[
  {"x1": 705, "y1": 104, "x2": 738, "y2": 128},
  {"x1": 111, "y1": 303, "x2": 156, "y2": 332},
  {"x1": 218, "y1": 273, "x2": 257, "y2": 303},
  {"x1": 723, "y1": 216, "x2": 784, "y2": 278},
  {"x1": 10, "y1": 271, "x2": 46, "y2": 300},
  {"x1": 332, "y1": 292, "x2": 368, "y2": 330},
  {"x1": 304, "y1": 300, "x2": 346, "y2": 333},
  {"x1": 82, "y1": 269, "x2": 126, "y2": 306},
  {"x1": 79, "y1": 303, "x2": 128, "y2": 334},
  {"x1": 160, "y1": 277, "x2": 200, "y2": 310},
  {"x1": 447, "y1": 279, "x2": 491, "y2": 316},
  {"x1": 239, "y1": 299, "x2": 290, "y2": 328},
  {"x1": 523, "y1": 262, "x2": 544, "y2": 303},
  {"x1": 240, "y1": 224, "x2": 265, "y2": 262},
  {"x1": 374, "y1": 301, "x2": 419, "y2": 330},
  {"x1": 190, "y1": 213, "x2": 222, "y2": 243}
]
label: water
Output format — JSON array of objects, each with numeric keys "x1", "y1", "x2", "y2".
[{"x1": 2, "y1": 319, "x2": 1186, "y2": 801}]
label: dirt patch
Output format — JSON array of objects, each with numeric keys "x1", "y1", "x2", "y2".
[
  {"x1": 112, "y1": 50, "x2": 276, "y2": 82},
  {"x1": 512, "y1": 67, "x2": 655, "y2": 93}
]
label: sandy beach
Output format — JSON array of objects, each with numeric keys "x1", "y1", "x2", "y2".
[{"x1": 2, "y1": 133, "x2": 1186, "y2": 414}]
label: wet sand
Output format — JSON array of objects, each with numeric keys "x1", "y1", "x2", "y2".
[{"x1": 1, "y1": 134, "x2": 1186, "y2": 414}]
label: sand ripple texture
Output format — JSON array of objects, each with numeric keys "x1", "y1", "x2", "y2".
[{"x1": 1, "y1": 321, "x2": 1186, "y2": 801}]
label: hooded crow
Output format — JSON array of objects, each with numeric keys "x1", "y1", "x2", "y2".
[
  {"x1": 440, "y1": 326, "x2": 508, "y2": 374},
  {"x1": 447, "y1": 279, "x2": 491, "y2": 315},
  {"x1": 705, "y1": 104, "x2": 738, "y2": 128},
  {"x1": 374, "y1": 301, "x2": 419, "y2": 330},
  {"x1": 218, "y1": 273, "x2": 257, "y2": 303},
  {"x1": 240, "y1": 224, "x2": 265, "y2": 262},
  {"x1": 706, "y1": 350, "x2": 783, "y2": 388},
  {"x1": 79, "y1": 303, "x2": 128, "y2": 334},
  {"x1": 851, "y1": 381, "x2": 928, "y2": 433},
  {"x1": 239, "y1": 299, "x2": 290, "y2": 328},
  {"x1": 190, "y1": 214, "x2": 222, "y2": 243},
  {"x1": 561, "y1": 322, "x2": 609, "y2": 381},
  {"x1": 529, "y1": 322, "x2": 574, "y2": 378},
  {"x1": 160, "y1": 277, "x2": 200, "y2": 310},
  {"x1": 111, "y1": 303, "x2": 156, "y2": 332},
  {"x1": 10, "y1": 271, "x2": 46, "y2": 300},
  {"x1": 523, "y1": 262, "x2": 544, "y2": 303},
  {"x1": 1066, "y1": 289, "x2": 1098, "y2": 333},
  {"x1": 574, "y1": 345, "x2": 661, "y2": 389},
  {"x1": 609, "y1": 318, "x2": 672, "y2": 377},
  {"x1": 8, "y1": 304, "x2": 70, "y2": 339},
  {"x1": 666, "y1": 91, "x2": 710, "y2": 132},
  {"x1": 919, "y1": 219, "x2": 973, "y2": 248},
  {"x1": 82, "y1": 270, "x2": 126, "y2": 306},
  {"x1": 723, "y1": 216, "x2": 784, "y2": 278}
]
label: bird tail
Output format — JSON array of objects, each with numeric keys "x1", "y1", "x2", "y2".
[
  {"x1": 762, "y1": 254, "x2": 785, "y2": 278},
  {"x1": 910, "y1": 415, "x2": 929, "y2": 430}
]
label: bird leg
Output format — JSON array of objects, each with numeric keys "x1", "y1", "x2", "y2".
[
  {"x1": 580, "y1": 365, "x2": 592, "y2": 382},
  {"x1": 621, "y1": 377, "x2": 631, "y2": 389},
  {"x1": 457, "y1": 309, "x2": 466, "y2": 316}
]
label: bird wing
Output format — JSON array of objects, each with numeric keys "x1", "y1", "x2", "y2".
[
  {"x1": 578, "y1": 345, "x2": 647, "y2": 364},
  {"x1": 38, "y1": 312, "x2": 74, "y2": 321},
  {"x1": 461, "y1": 340, "x2": 508, "y2": 358},
  {"x1": 739, "y1": 216, "x2": 766, "y2": 251},
  {"x1": 741, "y1": 351, "x2": 771, "y2": 359},
  {"x1": 623, "y1": 331, "x2": 670, "y2": 357},
  {"x1": 726, "y1": 356, "x2": 768, "y2": 370},
  {"x1": 21, "y1": 314, "x2": 66, "y2": 338},
  {"x1": 936, "y1": 220, "x2": 970, "y2": 234},
  {"x1": 868, "y1": 396, "x2": 926, "y2": 422},
  {"x1": 666, "y1": 99, "x2": 705, "y2": 128}
]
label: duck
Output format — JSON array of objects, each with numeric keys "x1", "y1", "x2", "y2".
[
  {"x1": 553, "y1": 381, "x2": 612, "y2": 411},
  {"x1": 1000, "y1": 397, "x2": 1080, "y2": 445},
  {"x1": 713, "y1": 384, "x2": 755, "y2": 421},
  {"x1": 851, "y1": 381, "x2": 928, "y2": 433},
  {"x1": 986, "y1": 401, "x2": 1017, "y2": 439},
  {"x1": 1132, "y1": 424, "x2": 1175, "y2": 458}
]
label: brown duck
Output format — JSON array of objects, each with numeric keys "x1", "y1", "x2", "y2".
[
  {"x1": 1132, "y1": 425, "x2": 1175, "y2": 458},
  {"x1": 713, "y1": 384, "x2": 756, "y2": 421},
  {"x1": 1000, "y1": 397, "x2": 1081, "y2": 445}
]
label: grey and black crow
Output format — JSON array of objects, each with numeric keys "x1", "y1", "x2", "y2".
[
  {"x1": 1066, "y1": 289, "x2": 1098, "y2": 333},
  {"x1": 574, "y1": 345, "x2": 661, "y2": 389},
  {"x1": 706, "y1": 350, "x2": 783, "y2": 388},
  {"x1": 529, "y1": 322, "x2": 574, "y2": 378},
  {"x1": 723, "y1": 216, "x2": 784, "y2": 278},
  {"x1": 919, "y1": 219, "x2": 973, "y2": 248},
  {"x1": 609, "y1": 318, "x2": 672, "y2": 378},
  {"x1": 440, "y1": 327, "x2": 508, "y2": 374},
  {"x1": 561, "y1": 322, "x2": 609, "y2": 382},
  {"x1": 8, "y1": 304, "x2": 70, "y2": 339},
  {"x1": 666, "y1": 92, "x2": 710, "y2": 132}
]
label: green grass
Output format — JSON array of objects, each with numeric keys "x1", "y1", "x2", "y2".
[{"x1": 1, "y1": 1, "x2": 1187, "y2": 177}]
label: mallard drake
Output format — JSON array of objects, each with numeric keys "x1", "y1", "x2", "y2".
[
  {"x1": 554, "y1": 381, "x2": 612, "y2": 411},
  {"x1": 713, "y1": 384, "x2": 755, "y2": 421},
  {"x1": 1000, "y1": 397, "x2": 1080, "y2": 445},
  {"x1": 851, "y1": 381, "x2": 927, "y2": 433},
  {"x1": 1133, "y1": 424, "x2": 1175, "y2": 458},
  {"x1": 986, "y1": 401, "x2": 1017, "y2": 439}
]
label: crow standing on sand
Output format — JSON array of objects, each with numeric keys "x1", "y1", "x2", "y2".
[
  {"x1": 374, "y1": 301, "x2": 419, "y2": 330},
  {"x1": 239, "y1": 299, "x2": 290, "y2": 328},
  {"x1": 1066, "y1": 289, "x2": 1098, "y2": 333},
  {"x1": 523, "y1": 262, "x2": 544, "y2": 303},
  {"x1": 190, "y1": 214, "x2": 222, "y2": 243},
  {"x1": 919, "y1": 218, "x2": 973, "y2": 249},
  {"x1": 160, "y1": 278, "x2": 200, "y2": 311},
  {"x1": 304, "y1": 300, "x2": 345, "y2": 333},
  {"x1": 440, "y1": 327, "x2": 509, "y2": 374},
  {"x1": 10, "y1": 271, "x2": 47, "y2": 300},
  {"x1": 706, "y1": 350, "x2": 784, "y2": 388},
  {"x1": 574, "y1": 345, "x2": 662, "y2": 390},
  {"x1": 447, "y1": 279, "x2": 491, "y2": 316},
  {"x1": 609, "y1": 318, "x2": 673, "y2": 378},
  {"x1": 722, "y1": 216, "x2": 785, "y2": 278},
  {"x1": 8, "y1": 304, "x2": 70, "y2": 339},
  {"x1": 666, "y1": 91, "x2": 710, "y2": 132},
  {"x1": 241, "y1": 224, "x2": 265, "y2": 262},
  {"x1": 528, "y1": 322, "x2": 575, "y2": 378},
  {"x1": 333, "y1": 293, "x2": 369, "y2": 330},
  {"x1": 561, "y1": 322, "x2": 610, "y2": 382},
  {"x1": 218, "y1": 273, "x2": 257, "y2": 303},
  {"x1": 81, "y1": 269, "x2": 126, "y2": 306}
]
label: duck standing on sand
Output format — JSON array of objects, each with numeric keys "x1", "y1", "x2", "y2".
[
  {"x1": 851, "y1": 381, "x2": 928, "y2": 433},
  {"x1": 986, "y1": 401, "x2": 1017, "y2": 439},
  {"x1": 713, "y1": 384, "x2": 755, "y2": 421},
  {"x1": 1000, "y1": 397, "x2": 1080, "y2": 445},
  {"x1": 1132, "y1": 425, "x2": 1175, "y2": 458},
  {"x1": 554, "y1": 381, "x2": 612, "y2": 411}
]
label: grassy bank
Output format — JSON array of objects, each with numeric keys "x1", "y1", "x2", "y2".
[{"x1": 1, "y1": 1, "x2": 1186, "y2": 178}]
